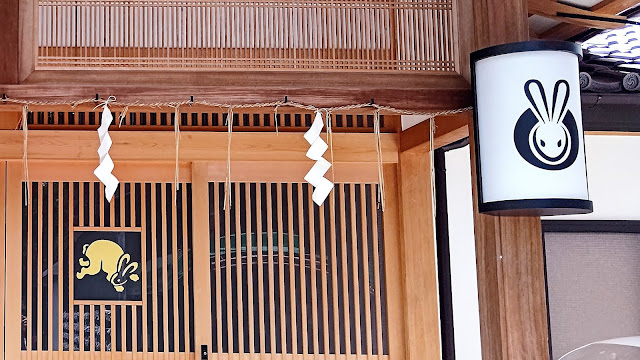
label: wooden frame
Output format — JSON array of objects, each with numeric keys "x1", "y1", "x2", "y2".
[{"x1": 0, "y1": 0, "x2": 475, "y2": 112}]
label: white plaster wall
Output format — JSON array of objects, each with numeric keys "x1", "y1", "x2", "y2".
[
  {"x1": 442, "y1": 134, "x2": 640, "y2": 359},
  {"x1": 444, "y1": 146, "x2": 482, "y2": 360},
  {"x1": 548, "y1": 135, "x2": 640, "y2": 220}
]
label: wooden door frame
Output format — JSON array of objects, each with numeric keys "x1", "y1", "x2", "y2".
[
  {"x1": 4, "y1": 160, "x2": 195, "y2": 359},
  {"x1": 189, "y1": 160, "x2": 407, "y2": 360}
]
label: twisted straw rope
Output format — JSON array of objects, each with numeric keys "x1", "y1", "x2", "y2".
[
  {"x1": 4, "y1": 96, "x2": 472, "y2": 209},
  {"x1": 2, "y1": 96, "x2": 472, "y2": 119}
]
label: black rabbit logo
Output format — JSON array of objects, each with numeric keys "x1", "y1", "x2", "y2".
[{"x1": 514, "y1": 79, "x2": 579, "y2": 170}]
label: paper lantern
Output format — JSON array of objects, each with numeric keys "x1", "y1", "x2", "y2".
[{"x1": 471, "y1": 41, "x2": 593, "y2": 216}]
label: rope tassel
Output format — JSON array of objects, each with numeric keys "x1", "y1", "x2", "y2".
[
  {"x1": 93, "y1": 97, "x2": 119, "y2": 202},
  {"x1": 304, "y1": 111, "x2": 334, "y2": 206}
]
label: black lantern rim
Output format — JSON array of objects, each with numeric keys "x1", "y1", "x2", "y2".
[
  {"x1": 479, "y1": 199, "x2": 593, "y2": 216},
  {"x1": 470, "y1": 40, "x2": 583, "y2": 63}
]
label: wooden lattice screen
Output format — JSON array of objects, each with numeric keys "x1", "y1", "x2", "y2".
[
  {"x1": 37, "y1": 0, "x2": 457, "y2": 72},
  {"x1": 207, "y1": 182, "x2": 388, "y2": 357},
  {"x1": 19, "y1": 180, "x2": 195, "y2": 358}
]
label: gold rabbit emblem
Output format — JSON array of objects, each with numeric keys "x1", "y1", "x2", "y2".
[{"x1": 76, "y1": 239, "x2": 140, "y2": 292}]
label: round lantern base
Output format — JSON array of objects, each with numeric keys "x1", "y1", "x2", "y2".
[{"x1": 479, "y1": 199, "x2": 593, "y2": 216}]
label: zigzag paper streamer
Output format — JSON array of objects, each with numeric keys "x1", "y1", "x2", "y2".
[
  {"x1": 93, "y1": 104, "x2": 119, "y2": 202},
  {"x1": 304, "y1": 111, "x2": 334, "y2": 205}
]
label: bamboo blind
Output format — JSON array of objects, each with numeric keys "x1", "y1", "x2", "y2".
[
  {"x1": 37, "y1": 0, "x2": 456, "y2": 72},
  {"x1": 25, "y1": 110, "x2": 395, "y2": 133},
  {"x1": 20, "y1": 181, "x2": 195, "y2": 358},
  {"x1": 208, "y1": 182, "x2": 388, "y2": 356}
]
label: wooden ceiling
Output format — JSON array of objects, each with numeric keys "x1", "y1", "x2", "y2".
[{"x1": 528, "y1": 0, "x2": 639, "y2": 40}]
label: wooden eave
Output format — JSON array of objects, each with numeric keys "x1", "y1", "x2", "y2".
[{"x1": 0, "y1": 70, "x2": 472, "y2": 113}]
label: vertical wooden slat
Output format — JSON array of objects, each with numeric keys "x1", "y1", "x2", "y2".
[
  {"x1": 140, "y1": 183, "x2": 149, "y2": 355},
  {"x1": 90, "y1": 304, "x2": 95, "y2": 357},
  {"x1": 69, "y1": 184, "x2": 75, "y2": 357},
  {"x1": 132, "y1": 305, "x2": 137, "y2": 358},
  {"x1": 225, "y1": 181, "x2": 233, "y2": 354},
  {"x1": 246, "y1": 183, "x2": 255, "y2": 354},
  {"x1": 350, "y1": 184, "x2": 362, "y2": 355},
  {"x1": 318, "y1": 185, "x2": 330, "y2": 355},
  {"x1": 339, "y1": 184, "x2": 351, "y2": 355},
  {"x1": 213, "y1": 182, "x2": 222, "y2": 353},
  {"x1": 151, "y1": 183, "x2": 158, "y2": 353},
  {"x1": 120, "y1": 304, "x2": 125, "y2": 355},
  {"x1": 360, "y1": 184, "x2": 373, "y2": 355},
  {"x1": 79, "y1": 305, "x2": 84, "y2": 355},
  {"x1": 88, "y1": 181, "x2": 94, "y2": 227},
  {"x1": 276, "y1": 183, "x2": 286, "y2": 354},
  {"x1": 287, "y1": 184, "x2": 297, "y2": 355},
  {"x1": 181, "y1": 183, "x2": 191, "y2": 355},
  {"x1": 100, "y1": 305, "x2": 105, "y2": 353},
  {"x1": 37, "y1": 182, "x2": 43, "y2": 358},
  {"x1": 297, "y1": 183, "x2": 308, "y2": 355},
  {"x1": 371, "y1": 185, "x2": 384, "y2": 354},
  {"x1": 308, "y1": 184, "x2": 319, "y2": 353},
  {"x1": 58, "y1": 183, "x2": 64, "y2": 355},
  {"x1": 266, "y1": 183, "x2": 276, "y2": 354},
  {"x1": 5, "y1": 163, "x2": 20, "y2": 360},
  {"x1": 161, "y1": 184, "x2": 170, "y2": 353},
  {"x1": 47, "y1": 183, "x2": 54, "y2": 358},
  {"x1": 172, "y1": 184, "x2": 180, "y2": 356},
  {"x1": 99, "y1": 181, "x2": 104, "y2": 227},
  {"x1": 256, "y1": 183, "x2": 265, "y2": 354},
  {"x1": 192, "y1": 163, "x2": 214, "y2": 354},
  {"x1": 112, "y1": 304, "x2": 116, "y2": 357},
  {"x1": 329, "y1": 185, "x2": 340, "y2": 355},
  {"x1": 234, "y1": 184, "x2": 244, "y2": 354}
]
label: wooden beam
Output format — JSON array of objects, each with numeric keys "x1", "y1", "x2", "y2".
[
  {"x1": 529, "y1": 0, "x2": 626, "y2": 30},
  {"x1": 400, "y1": 112, "x2": 471, "y2": 152},
  {"x1": 0, "y1": 130, "x2": 398, "y2": 163},
  {"x1": 0, "y1": 71, "x2": 472, "y2": 112},
  {"x1": 469, "y1": 0, "x2": 551, "y2": 357},
  {"x1": 0, "y1": 0, "x2": 19, "y2": 84},
  {"x1": 473, "y1": 0, "x2": 529, "y2": 48},
  {"x1": 541, "y1": 0, "x2": 638, "y2": 39},
  {"x1": 397, "y1": 125, "x2": 441, "y2": 360}
]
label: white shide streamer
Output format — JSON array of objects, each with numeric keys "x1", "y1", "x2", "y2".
[
  {"x1": 93, "y1": 103, "x2": 119, "y2": 202},
  {"x1": 304, "y1": 111, "x2": 334, "y2": 205}
]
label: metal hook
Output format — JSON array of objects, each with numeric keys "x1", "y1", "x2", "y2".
[
  {"x1": 189, "y1": 96, "x2": 194, "y2": 105},
  {"x1": 94, "y1": 93, "x2": 99, "y2": 102},
  {"x1": 588, "y1": 94, "x2": 602, "y2": 109},
  {"x1": 284, "y1": 96, "x2": 288, "y2": 103},
  {"x1": 370, "y1": 98, "x2": 375, "y2": 105},
  {"x1": 1, "y1": 94, "x2": 6, "y2": 103}
]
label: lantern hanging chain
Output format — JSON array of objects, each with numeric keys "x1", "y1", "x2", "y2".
[
  {"x1": 373, "y1": 110, "x2": 385, "y2": 211},
  {"x1": 1, "y1": 96, "x2": 473, "y2": 119},
  {"x1": 21, "y1": 105, "x2": 29, "y2": 206}
]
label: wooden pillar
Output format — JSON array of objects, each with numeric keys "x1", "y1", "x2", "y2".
[
  {"x1": 0, "y1": 0, "x2": 19, "y2": 84},
  {"x1": 397, "y1": 121, "x2": 441, "y2": 359},
  {"x1": 469, "y1": 0, "x2": 550, "y2": 359}
]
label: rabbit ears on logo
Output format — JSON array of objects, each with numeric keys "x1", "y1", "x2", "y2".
[{"x1": 524, "y1": 79, "x2": 570, "y2": 125}]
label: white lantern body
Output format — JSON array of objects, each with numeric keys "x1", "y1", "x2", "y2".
[{"x1": 471, "y1": 41, "x2": 592, "y2": 216}]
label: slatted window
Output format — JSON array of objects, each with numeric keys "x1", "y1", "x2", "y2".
[
  {"x1": 36, "y1": 0, "x2": 457, "y2": 72},
  {"x1": 25, "y1": 110, "x2": 393, "y2": 133},
  {"x1": 208, "y1": 182, "x2": 389, "y2": 356},
  {"x1": 19, "y1": 181, "x2": 195, "y2": 355}
]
